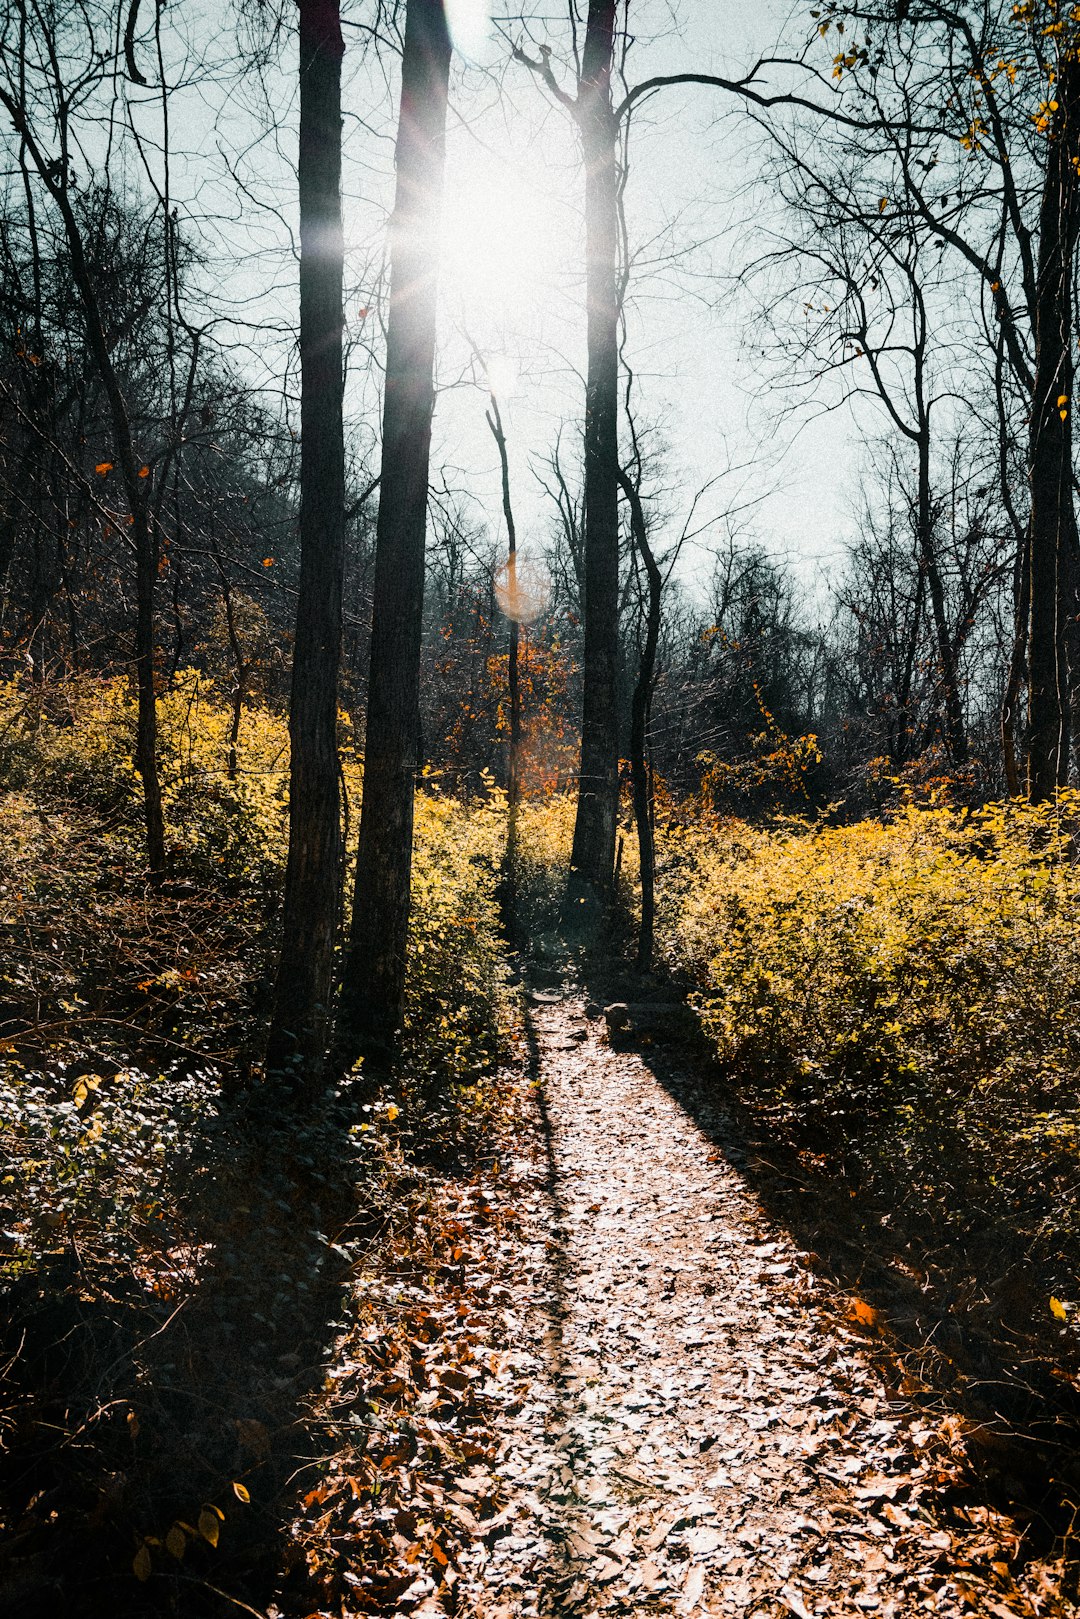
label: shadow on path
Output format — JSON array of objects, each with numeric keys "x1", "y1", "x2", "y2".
[{"x1": 612, "y1": 1017, "x2": 1080, "y2": 1582}]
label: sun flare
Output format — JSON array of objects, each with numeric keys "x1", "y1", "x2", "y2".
[{"x1": 439, "y1": 144, "x2": 568, "y2": 326}]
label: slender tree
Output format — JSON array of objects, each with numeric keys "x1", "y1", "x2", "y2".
[
  {"x1": 515, "y1": 2, "x2": 622, "y2": 927},
  {"x1": 1027, "y1": 45, "x2": 1080, "y2": 798},
  {"x1": 339, "y1": 0, "x2": 452, "y2": 1061},
  {"x1": 266, "y1": 0, "x2": 346, "y2": 1082},
  {"x1": 0, "y1": 6, "x2": 170, "y2": 872},
  {"x1": 618, "y1": 460, "x2": 660, "y2": 966},
  {"x1": 484, "y1": 381, "x2": 523, "y2": 908}
]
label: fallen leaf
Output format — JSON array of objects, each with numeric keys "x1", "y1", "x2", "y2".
[
  {"x1": 640, "y1": 1559, "x2": 663, "y2": 1591},
  {"x1": 849, "y1": 1297, "x2": 879, "y2": 1329},
  {"x1": 680, "y1": 1563, "x2": 706, "y2": 1612},
  {"x1": 780, "y1": 1589, "x2": 815, "y2": 1619},
  {"x1": 642, "y1": 1511, "x2": 682, "y2": 1551}
]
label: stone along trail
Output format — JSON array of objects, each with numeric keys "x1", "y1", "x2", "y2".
[{"x1": 458, "y1": 996, "x2": 1038, "y2": 1619}]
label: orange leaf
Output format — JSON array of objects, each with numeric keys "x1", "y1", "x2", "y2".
[
  {"x1": 849, "y1": 1297, "x2": 879, "y2": 1328},
  {"x1": 138, "y1": 465, "x2": 150, "y2": 478},
  {"x1": 262, "y1": 557, "x2": 274, "y2": 567},
  {"x1": 95, "y1": 461, "x2": 113, "y2": 475}
]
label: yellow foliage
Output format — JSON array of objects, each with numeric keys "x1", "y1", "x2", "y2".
[
  {"x1": 658, "y1": 797, "x2": 1080, "y2": 1237},
  {"x1": 0, "y1": 673, "x2": 515, "y2": 1089}
]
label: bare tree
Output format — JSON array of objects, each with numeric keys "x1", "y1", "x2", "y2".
[
  {"x1": 266, "y1": 0, "x2": 347, "y2": 1083},
  {"x1": 0, "y1": 0, "x2": 216, "y2": 872},
  {"x1": 340, "y1": 0, "x2": 452, "y2": 1062},
  {"x1": 515, "y1": 3, "x2": 622, "y2": 928},
  {"x1": 481, "y1": 376, "x2": 524, "y2": 912}
]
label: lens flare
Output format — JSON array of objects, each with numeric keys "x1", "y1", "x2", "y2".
[
  {"x1": 495, "y1": 552, "x2": 550, "y2": 625},
  {"x1": 444, "y1": 0, "x2": 490, "y2": 60},
  {"x1": 485, "y1": 354, "x2": 518, "y2": 400}
]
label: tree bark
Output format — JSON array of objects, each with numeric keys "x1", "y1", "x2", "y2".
[
  {"x1": 339, "y1": 0, "x2": 451, "y2": 1062},
  {"x1": 266, "y1": 0, "x2": 346, "y2": 1084},
  {"x1": 565, "y1": 0, "x2": 622, "y2": 929},
  {"x1": 1027, "y1": 52, "x2": 1080, "y2": 801},
  {"x1": 485, "y1": 391, "x2": 522, "y2": 912},
  {"x1": 914, "y1": 426, "x2": 967, "y2": 765},
  {"x1": 617, "y1": 465, "x2": 661, "y2": 969}
]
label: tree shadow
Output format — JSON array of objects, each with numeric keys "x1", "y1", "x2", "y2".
[
  {"x1": 598, "y1": 1009, "x2": 1080, "y2": 1582},
  {"x1": 0, "y1": 1079, "x2": 367, "y2": 1619}
]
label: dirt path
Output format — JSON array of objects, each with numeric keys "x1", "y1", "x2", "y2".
[{"x1": 454, "y1": 995, "x2": 1046, "y2": 1619}]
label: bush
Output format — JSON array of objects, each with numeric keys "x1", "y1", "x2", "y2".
[
  {"x1": 0, "y1": 1058, "x2": 219, "y2": 1283},
  {"x1": 0, "y1": 675, "x2": 518, "y2": 1202},
  {"x1": 657, "y1": 798, "x2": 1080, "y2": 1272},
  {"x1": 405, "y1": 786, "x2": 515, "y2": 1082}
]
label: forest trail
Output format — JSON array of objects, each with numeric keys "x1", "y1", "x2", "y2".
[{"x1": 454, "y1": 994, "x2": 1023, "y2": 1619}]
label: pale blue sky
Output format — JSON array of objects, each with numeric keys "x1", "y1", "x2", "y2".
[
  {"x1": 429, "y1": 0, "x2": 863, "y2": 598},
  {"x1": 115, "y1": 0, "x2": 865, "y2": 602}
]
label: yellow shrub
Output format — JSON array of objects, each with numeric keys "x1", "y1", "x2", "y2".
[
  {"x1": 404, "y1": 786, "x2": 514, "y2": 1079},
  {"x1": 0, "y1": 675, "x2": 514, "y2": 1085},
  {"x1": 658, "y1": 798, "x2": 1080, "y2": 1242}
]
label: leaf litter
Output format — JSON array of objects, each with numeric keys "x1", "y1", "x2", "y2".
[{"x1": 284, "y1": 996, "x2": 1075, "y2": 1618}]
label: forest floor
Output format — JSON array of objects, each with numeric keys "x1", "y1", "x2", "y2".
[{"x1": 340, "y1": 989, "x2": 1074, "y2": 1619}]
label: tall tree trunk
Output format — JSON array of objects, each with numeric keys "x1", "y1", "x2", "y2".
[
  {"x1": 617, "y1": 466, "x2": 660, "y2": 969},
  {"x1": 339, "y1": 0, "x2": 451, "y2": 1062},
  {"x1": 1027, "y1": 52, "x2": 1080, "y2": 801},
  {"x1": 133, "y1": 498, "x2": 165, "y2": 869},
  {"x1": 915, "y1": 427, "x2": 967, "y2": 764},
  {"x1": 896, "y1": 563, "x2": 925, "y2": 767},
  {"x1": 1058, "y1": 510, "x2": 1077, "y2": 786},
  {"x1": 565, "y1": 0, "x2": 621, "y2": 929},
  {"x1": 266, "y1": 0, "x2": 346, "y2": 1083},
  {"x1": 485, "y1": 391, "x2": 522, "y2": 912},
  {"x1": 998, "y1": 327, "x2": 1029, "y2": 797}
]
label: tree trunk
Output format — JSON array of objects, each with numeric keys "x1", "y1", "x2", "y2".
[
  {"x1": 618, "y1": 466, "x2": 661, "y2": 969},
  {"x1": 485, "y1": 392, "x2": 522, "y2": 916},
  {"x1": 339, "y1": 0, "x2": 451, "y2": 1062},
  {"x1": 565, "y1": 0, "x2": 621, "y2": 930},
  {"x1": 133, "y1": 499, "x2": 165, "y2": 870},
  {"x1": 1027, "y1": 53, "x2": 1080, "y2": 801},
  {"x1": 266, "y1": 0, "x2": 346, "y2": 1084},
  {"x1": 0, "y1": 92, "x2": 168, "y2": 871},
  {"x1": 915, "y1": 427, "x2": 967, "y2": 765},
  {"x1": 1001, "y1": 533, "x2": 1029, "y2": 797}
]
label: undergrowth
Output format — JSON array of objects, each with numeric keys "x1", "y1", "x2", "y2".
[
  {"x1": 0, "y1": 673, "x2": 519, "y2": 1616},
  {"x1": 652, "y1": 799, "x2": 1080, "y2": 1417}
]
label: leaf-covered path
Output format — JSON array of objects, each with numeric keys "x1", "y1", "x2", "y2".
[{"x1": 452, "y1": 994, "x2": 1052, "y2": 1619}]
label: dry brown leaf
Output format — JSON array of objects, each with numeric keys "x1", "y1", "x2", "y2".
[
  {"x1": 680, "y1": 1563, "x2": 706, "y2": 1612},
  {"x1": 642, "y1": 1511, "x2": 683, "y2": 1551},
  {"x1": 780, "y1": 1589, "x2": 815, "y2": 1619},
  {"x1": 640, "y1": 1559, "x2": 664, "y2": 1591}
]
